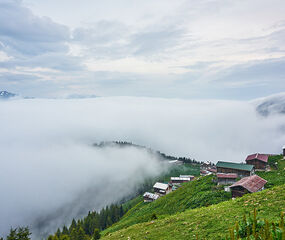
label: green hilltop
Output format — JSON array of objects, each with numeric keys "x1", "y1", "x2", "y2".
[{"x1": 101, "y1": 155, "x2": 285, "y2": 240}]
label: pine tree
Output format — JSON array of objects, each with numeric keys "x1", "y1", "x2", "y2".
[
  {"x1": 93, "y1": 229, "x2": 100, "y2": 240},
  {"x1": 69, "y1": 228, "x2": 78, "y2": 240},
  {"x1": 62, "y1": 226, "x2": 69, "y2": 235},
  {"x1": 59, "y1": 235, "x2": 70, "y2": 240},
  {"x1": 6, "y1": 228, "x2": 17, "y2": 240},
  {"x1": 77, "y1": 227, "x2": 88, "y2": 240},
  {"x1": 16, "y1": 227, "x2": 31, "y2": 240}
]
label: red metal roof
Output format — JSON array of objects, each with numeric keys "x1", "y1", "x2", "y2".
[
  {"x1": 230, "y1": 175, "x2": 267, "y2": 193},
  {"x1": 208, "y1": 168, "x2": 217, "y2": 173},
  {"x1": 246, "y1": 153, "x2": 269, "y2": 163},
  {"x1": 217, "y1": 173, "x2": 238, "y2": 179}
]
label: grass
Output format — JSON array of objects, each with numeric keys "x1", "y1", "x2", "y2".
[
  {"x1": 257, "y1": 155, "x2": 285, "y2": 188},
  {"x1": 102, "y1": 184, "x2": 285, "y2": 240},
  {"x1": 100, "y1": 155, "x2": 285, "y2": 239},
  {"x1": 102, "y1": 175, "x2": 231, "y2": 236}
]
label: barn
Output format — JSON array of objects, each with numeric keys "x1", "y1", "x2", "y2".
[
  {"x1": 216, "y1": 173, "x2": 238, "y2": 185},
  {"x1": 216, "y1": 161, "x2": 254, "y2": 177},
  {"x1": 153, "y1": 182, "x2": 172, "y2": 195},
  {"x1": 170, "y1": 176, "x2": 193, "y2": 185},
  {"x1": 246, "y1": 153, "x2": 269, "y2": 170},
  {"x1": 229, "y1": 175, "x2": 267, "y2": 198},
  {"x1": 143, "y1": 192, "x2": 160, "y2": 202}
]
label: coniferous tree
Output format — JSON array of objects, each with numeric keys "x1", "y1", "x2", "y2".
[
  {"x1": 93, "y1": 229, "x2": 100, "y2": 240},
  {"x1": 62, "y1": 226, "x2": 69, "y2": 235},
  {"x1": 6, "y1": 228, "x2": 17, "y2": 240}
]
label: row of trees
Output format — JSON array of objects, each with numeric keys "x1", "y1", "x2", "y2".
[
  {"x1": 0, "y1": 227, "x2": 31, "y2": 240},
  {"x1": 47, "y1": 204, "x2": 125, "y2": 240}
]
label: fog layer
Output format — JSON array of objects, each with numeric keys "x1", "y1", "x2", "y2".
[{"x1": 0, "y1": 95, "x2": 284, "y2": 237}]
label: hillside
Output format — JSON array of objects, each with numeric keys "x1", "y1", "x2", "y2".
[
  {"x1": 101, "y1": 155, "x2": 285, "y2": 239},
  {"x1": 102, "y1": 184, "x2": 285, "y2": 240},
  {"x1": 102, "y1": 175, "x2": 231, "y2": 236}
]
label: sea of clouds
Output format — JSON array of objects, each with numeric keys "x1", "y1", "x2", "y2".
[{"x1": 0, "y1": 95, "x2": 285, "y2": 238}]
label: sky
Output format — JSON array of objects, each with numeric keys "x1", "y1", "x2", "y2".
[{"x1": 0, "y1": 0, "x2": 284, "y2": 98}]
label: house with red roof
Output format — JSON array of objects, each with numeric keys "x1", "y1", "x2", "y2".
[
  {"x1": 245, "y1": 153, "x2": 269, "y2": 170},
  {"x1": 229, "y1": 175, "x2": 267, "y2": 198},
  {"x1": 216, "y1": 173, "x2": 238, "y2": 185}
]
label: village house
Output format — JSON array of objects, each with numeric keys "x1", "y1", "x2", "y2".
[
  {"x1": 216, "y1": 161, "x2": 254, "y2": 177},
  {"x1": 207, "y1": 168, "x2": 217, "y2": 174},
  {"x1": 283, "y1": 145, "x2": 285, "y2": 157},
  {"x1": 200, "y1": 161, "x2": 213, "y2": 170},
  {"x1": 170, "y1": 176, "x2": 194, "y2": 185},
  {"x1": 143, "y1": 192, "x2": 160, "y2": 202},
  {"x1": 153, "y1": 182, "x2": 172, "y2": 195},
  {"x1": 229, "y1": 175, "x2": 267, "y2": 198},
  {"x1": 245, "y1": 153, "x2": 269, "y2": 170},
  {"x1": 200, "y1": 170, "x2": 211, "y2": 176},
  {"x1": 180, "y1": 175, "x2": 195, "y2": 180},
  {"x1": 216, "y1": 173, "x2": 238, "y2": 185},
  {"x1": 168, "y1": 160, "x2": 184, "y2": 165}
]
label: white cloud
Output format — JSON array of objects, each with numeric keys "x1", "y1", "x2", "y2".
[{"x1": 0, "y1": 96, "x2": 285, "y2": 237}]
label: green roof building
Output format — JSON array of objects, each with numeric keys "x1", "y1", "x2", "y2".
[{"x1": 216, "y1": 161, "x2": 254, "y2": 177}]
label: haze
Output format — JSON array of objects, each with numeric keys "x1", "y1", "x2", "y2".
[{"x1": 0, "y1": 96, "x2": 285, "y2": 237}]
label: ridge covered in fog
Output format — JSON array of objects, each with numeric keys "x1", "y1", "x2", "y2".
[{"x1": 0, "y1": 94, "x2": 285, "y2": 238}]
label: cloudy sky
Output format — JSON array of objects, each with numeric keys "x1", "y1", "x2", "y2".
[{"x1": 0, "y1": 0, "x2": 284, "y2": 98}]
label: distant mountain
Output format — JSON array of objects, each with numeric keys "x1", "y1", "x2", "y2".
[
  {"x1": 0, "y1": 91, "x2": 16, "y2": 99},
  {"x1": 93, "y1": 141, "x2": 201, "y2": 164},
  {"x1": 66, "y1": 94, "x2": 98, "y2": 99},
  {"x1": 254, "y1": 93, "x2": 285, "y2": 116}
]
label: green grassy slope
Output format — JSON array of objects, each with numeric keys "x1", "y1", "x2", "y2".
[
  {"x1": 102, "y1": 175, "x2": 231, "y2": 236},
  {"x1": 257, "y1": 155, "x2": 285, "y2": 187},
  {"x1": 102, "y1": 184, "x2": 285, "y2": 240}
]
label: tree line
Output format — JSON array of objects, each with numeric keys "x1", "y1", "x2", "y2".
[{"x1": 47, "y1": 204, "x2": 125, "y2": 240}]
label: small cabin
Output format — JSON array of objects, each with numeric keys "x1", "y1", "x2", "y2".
[
  {"x1": 168, "y1": 160, "x2": 184, "y2": 165},
  {"x1": 216, "y1": 161, "x2": 254, "y2": 177},
  {"x1": 153, "y1": 182, "x2": 172, "y2": 195},
  {"x1": 229, "y1": 175, "x2": 267, "y2": 198},
  {"x1": 246, "y1": 153, "x2": 269, "y2": 170},
  {"x1": 200, "y1": 170, "x2": 211, "y2": 176},
  {"x1": 216, "y1": 173, "x2": 238, "y2": 185},
  {"x1": 180, "y1": 175, "x2": 195, "y2": 180},
  {"x1": 170, "y1": 176, "x2": 193, "y2": 185},
  {"x1": 143, "y1": 192, "x2": 160, "y2": 202}
]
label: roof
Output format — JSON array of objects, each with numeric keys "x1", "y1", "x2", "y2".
[
  {"x1": 153, "y1": 182, "x2": 169, "y2": 190},
  {"x1": 230, "y1": 175, "x2": 267, "y2": 193},
  {"x1": 168, "y1": 160, "x2": 183, "y2": 164},
  {"x1": 180, "y1": 175, "x2": 194, "y2": 178},
  {"x1": 143, "y1": 192, "x2": 160, "y2": 200},
  {"x1": 171, "y1": 177, "x2": 191, "y2": 181},
  {"x1": 246, "y1": 153, "x2": 269, "y2": 163},
  {"x1": 217, "y1": 173, "x2": 238, "y2": 179},
  {"x1": 208, "y1": 168, "x2": 217, "y2": 173},
  {"x1": 216, "y1": 161, "x2": 254, "y2": 171}
]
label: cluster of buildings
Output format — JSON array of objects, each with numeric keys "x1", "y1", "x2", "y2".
[
  {"x1": 143, "y1": 174, "x2": 195, "y2": 202},
  {"x1": 143, "y1": 147, "x2": 285, "y2": 202},
  {"x1": 213, "y1": 152, "x2": 277, "y2": 198}
]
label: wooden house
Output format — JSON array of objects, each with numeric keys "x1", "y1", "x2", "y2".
[
  {"x1": 170, "y1": 176, "x2": 193, "y2": 185},
  {"x1": 245, "y1": 153, "x2": 269, "y2": 170},
  {"x1": 216, "y1": 161, "x2": 254, "y2": 177},
  {"x1": 216, "y1": 173, "x2": 238, "y2": 185},
  {"x1": 153, "y1": 182, "x2": 172, "y2": 195},
  {"x1": 180, "y1": 175, "x2": 195, "y2": 180},
  {"x1": 229, "y1": 175, "x2": 267, "y2": 198},
  {"x1": 143, "y1": 192, "x2": 160, "y2": 202}
]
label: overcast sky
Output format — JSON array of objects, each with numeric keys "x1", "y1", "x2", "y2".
[{"x1": 0, "y1": 0, "x2": 284, "y2": 98}]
